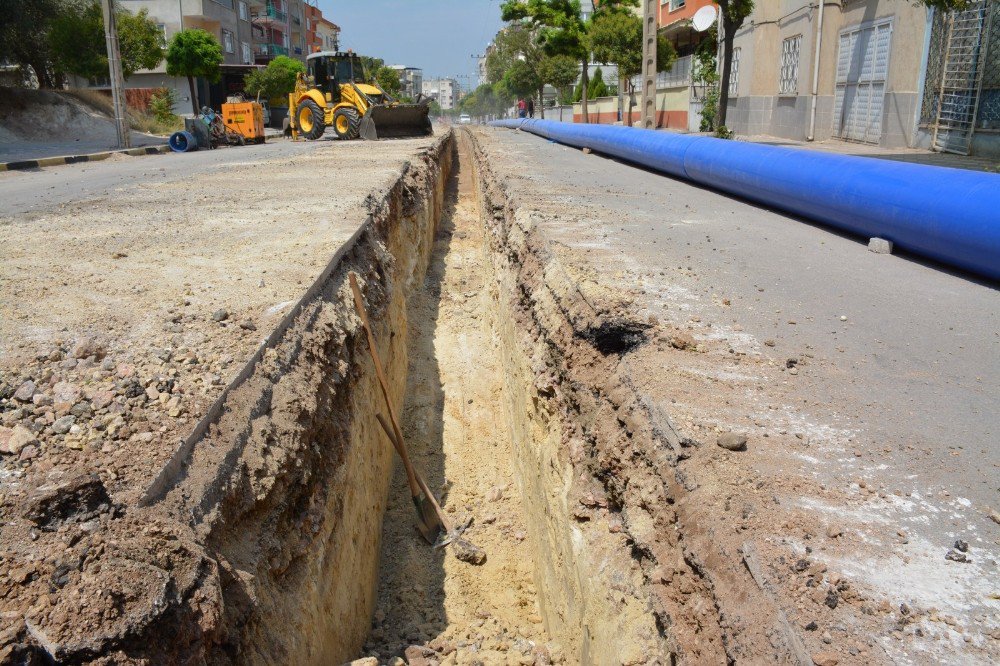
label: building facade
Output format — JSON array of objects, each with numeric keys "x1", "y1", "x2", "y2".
[
  {"x1": 422, "y1": 78, "x2": 458, "y2": 109},
  {"x1": 724, "y1": 0, "x2": 931, "y2": 149},
  {"x1": 315, "y1": 17, "x2": 341, "y2": 52},
  {"x1": 390, "y1": 66, "x2": 424, "y2": 100}
]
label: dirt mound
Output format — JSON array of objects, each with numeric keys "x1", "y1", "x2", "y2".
[{"x1": 0, "y1": 88, "x2": 117, "y2": 142}]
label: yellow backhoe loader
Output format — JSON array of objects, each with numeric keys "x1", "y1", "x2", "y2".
[{"x1": 288, "y1": 51, "x2": 433, "y2": 141}]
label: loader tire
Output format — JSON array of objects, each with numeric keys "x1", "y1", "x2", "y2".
[
  {"x1": 333, "y1": 107, "x2": 361, "y2": 140},
  {"x1": 296, "y1": 99, "x2": 325, "y2": 140}
]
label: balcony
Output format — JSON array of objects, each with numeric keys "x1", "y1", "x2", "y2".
[
  {"x1": 255, "y1": 43, "x2": 289, "y2": 57},
  {"x1": 251, "y1": 3, "x2": 287, "y2": 25}
]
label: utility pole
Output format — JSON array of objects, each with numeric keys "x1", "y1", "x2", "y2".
[
  {"x1": 101, "y1": 0, "x2": 131, "y2": 149},
  {"x1": 640, "y1": 0, "x2": 657, "y2": 129}
]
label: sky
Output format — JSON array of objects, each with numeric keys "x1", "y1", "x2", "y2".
[{"x1": 317, "y1": 1, "x2": 505, "y2": 87}]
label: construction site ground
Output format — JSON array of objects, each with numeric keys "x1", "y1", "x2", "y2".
[{"x1": 0, "y1": 125, "x2": 997, "y2": 665}]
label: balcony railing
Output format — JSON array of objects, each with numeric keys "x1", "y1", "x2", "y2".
[
  {"x1": 255, "y1": 43, "x2": 289, "y2": 57},
  {"x1": 252, "y1": 2, "x2": 287, "y2": 23}
]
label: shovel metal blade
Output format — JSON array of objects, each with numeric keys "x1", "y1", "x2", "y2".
[
  {"x1": 412, "y1": 492, "x2": 445, "y2": 544},
  {"x1": 360, "y1": 104, "x2": 434, "y2": 141}
]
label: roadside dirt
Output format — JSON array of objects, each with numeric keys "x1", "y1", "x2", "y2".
[{"x1": 363, "y1": 139, "x2": 555, "y2": 665}]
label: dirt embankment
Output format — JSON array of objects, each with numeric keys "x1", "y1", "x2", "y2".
[{"x1": 0, "y1": 133, "x2": 454, "y2": 664}]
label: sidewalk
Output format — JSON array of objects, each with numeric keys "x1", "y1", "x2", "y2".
[{"x1": 737, "y1": 134, "x2": 999, "y2": 173}]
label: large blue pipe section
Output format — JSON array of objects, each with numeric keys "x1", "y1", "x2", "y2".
[{"x1": 491, "y1": 119, "x2": 1000, "y2": 282}]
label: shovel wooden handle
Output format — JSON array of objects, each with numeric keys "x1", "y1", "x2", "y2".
[
  {"x1": 375, "y1": 413, "x2": 450, "y2": 532},
  {"x1": 349, "y1": 273, "x2": 423, "y2": 499}
]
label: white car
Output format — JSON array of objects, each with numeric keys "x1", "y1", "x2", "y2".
[{"x1": 458, "y1": 114, "x2": 472, "y2": 125}]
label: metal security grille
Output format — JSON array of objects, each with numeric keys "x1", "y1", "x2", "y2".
[
  {"x1": 833, "y1": 19, "x2": 893, "y2": 144},
  {"x1": 779, "y1": 35, "x2": 802, "y2": 94},
  {"x1": 730, "y1": 48, "x2": 741, "y2": 96},
  {"x1": 921, "y1": 1, "x2": 999, "y2": 154}
]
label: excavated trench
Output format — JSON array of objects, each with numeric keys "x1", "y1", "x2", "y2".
[{"x1": 25, "y1": 129, "x2": 730, "y2": 665}]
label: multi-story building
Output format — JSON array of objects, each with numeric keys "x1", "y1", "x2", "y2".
[
  {"x1": 100, "y1": 0, "x2": 258, "y2": 113},
  {"x1": 422, "y1": 78, "x2": 458, "y2": 109},
  {"x1": 390, "y1": 66, "x2": 423, "y2": 100},
  {"x1": 315, "y1": 17, "x2": 341, "y2": 52},
  {"x1": 250, "y1": 0, "x2": 309, "y2": 63}
]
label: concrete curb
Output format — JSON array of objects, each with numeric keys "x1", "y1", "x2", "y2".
[{"x1": 0, "y1": 144, "x2": 170, "y2": 172}]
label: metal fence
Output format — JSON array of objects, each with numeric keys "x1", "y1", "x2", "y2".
[
  {"x1": 626, "y1": 54, "x2": 694, "y2": 92},
  {"x1": 920, "y1": 0, "x2": 1000, "y2": 154}
]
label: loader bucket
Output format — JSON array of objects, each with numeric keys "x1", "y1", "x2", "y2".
[{"x1": 360, "y1": 103, "x2": 433, "y2": 140}]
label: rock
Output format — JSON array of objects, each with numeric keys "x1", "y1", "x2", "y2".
[
  {"x1": 71, "y1": 337, "x2": 104, "y2": 359},
  {"x1": 989, "y1": 509, "x2": 1000, "y2": 525},
  {"x1": 1, "y1": 425, "x2": 38, "y2": 455},
  {"x1": 485, "y1": 485, "x2": 505, "y2": 502},
  {"x1": 404, "y1": 645, "x2": 437, "y2": 666},
  {"x1": 344, "y1": 659, "x2": 378, "y2": 666},
  {"x1": 954, "y1": 539, "x2": 969, "y2": 553},
  {"x1": 32, "y1": 393, "x2": 53, "y2": 407},
  {"x1": 669, "y1": 332, "x2": 696, "y2": 350},
  {"x1": 826, "y1": 525, "x2": 843, "y2": 539},
  {"x1": 945, "y1": 549, "x2": 970, "y2": 563},
  {"x1": 91, "y1": 390, "x2": 115, "y2": 410},
  {"x1": 52, "y1": 415, "x2": 75, "y2": 435},
  {"x1": 868, "y1": 237, "x2": 893, "y2": 254},
  {"x1": 13, "y1": 380, "x2": 36, "y2": 402},
  {"x1": 804, "y1": 621, "x2": 818, "y2": 631},
  {"x1": 824, "y1": 590, "x2": 839, "y2": 609},
  {"x1": 212, "y1": 309, "x2": 229, "y2": 322},
  {"x1": 69, "y1": 401, "x2": 92, "y2": 417},
  {"x1": 53, "y1": 382, "x2": 82, "y2": 404},
  {"x1": 786, "y1": 357, "x2": 799, "y2": 368},
  {"x1": 811, "y1": 652, "x2": 839, "y2": 666},
  {"x1": 452, "y1": 538, "x2": 487, "y2": 565},
  {"x1": 717, "y1": 432, "x2": 748, "y2": 451},
  {"x1": 19, "y1": 444, "x2": 39, "y2": 460},
  {"x1": 145, "y1": 386, "x2": 160, "y2": 401},
  {"x1": 239, "y1": 320, "x2": 257, "y2": 331}
]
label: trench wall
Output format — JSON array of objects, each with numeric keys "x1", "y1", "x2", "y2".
[{"x1": 54, "y1": 132, "x2": 458, "y2": 665}]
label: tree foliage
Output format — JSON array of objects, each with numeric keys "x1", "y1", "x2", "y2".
[
  {"x1": 0, "y1": 0, "x2": 65, "y2": 87},
  {"x1": 166, "y1": 29, "x2": 222, "y2": 113},
  {"x1": 243, "y1": 55, "x2": 304, "y2": 103},
  {"x1": 49, "y1": 2, "x2": 163, "y2": 81},
  {"x1": 538, "y1": 53, "x2": 578, "y2": 102},
  {"x1": 374, "y1": 65, "x2": 401, "y2": 95}
]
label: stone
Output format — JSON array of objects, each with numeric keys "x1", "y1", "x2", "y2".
[
  {"x1": 945, "y1": 549, "x2": 971, "y2": 563},
  {"x1": 811, "y1": 652, "x2": 839, "y2": 666},
  {"x1": 989, "y1": 509, "x2": 1000, "y2": 525},
  {"x1": 452, "y1": 538, "x2": 487, "y2": 565},
  {"x1": 52, "y1": 415, "x2": 75, "y2": 435},
  {"x1": 53, "y1": 382, "x2": 82, "y2": 404},
  {"x1": 212, "y1": 309, "x2": 229, "y2": 322},
  {"x1": 19, "y1": 444, "x2": 39, "y2": 460},
  {"x1": 239, "y1": 320, "x2": 257, "y2": 331},
  {"x1": 1, "y1": 425, "x2": 38, "y2": 455},
  {"x1": 669, "y1": 332, "x2": 696, "y2": 350},
  {"x1": 13, "y1": 380, "x2": 36, "y2": 402},
  {"x1": 954, "y1": 539, "x2": 969, "y2": 553},
  {"x1": 404, "y1": 645, "x2": 436, "y2": 666},
  {"x1": 826, "y1": 525, "x2": 843, "y2": 539},
  {"x1": 717, "y1": 432, "x2": 748, "y2": 451},
  {"x1": 91, "y1": 390, "x2": 115, "y2": 410},
  {"x1": 32, "y1": 394, "x2": 53, "y2": 407},
  {"x1": 344, "y1": 659, "x2": 378, "y2": 666},
  {"x1": 868, "y1": 237, "x2": 893, "y2": 254},
  {"x1": 71, "y1": 337, "x2": 104, "y2": 359}
]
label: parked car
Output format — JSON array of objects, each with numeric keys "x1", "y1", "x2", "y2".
[{"x1": 459, "y1": 114, "x2": 471, "y2": 125}]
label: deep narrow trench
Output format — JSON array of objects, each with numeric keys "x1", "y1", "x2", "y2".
[{"x1": 361, "y1": 137, "x2": 555, "y2": 664}]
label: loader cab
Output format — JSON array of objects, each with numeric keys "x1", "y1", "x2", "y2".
[{"x1": 307, "y1": 51, "x2": 363, "y2": 103}]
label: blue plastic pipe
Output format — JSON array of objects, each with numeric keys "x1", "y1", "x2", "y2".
[
  {"x1": 491, "y1": 119, "x2": 1000, "y2": 282},
  {"x1": 168, "y1": 130, "x2": 198, "y2": 153}
]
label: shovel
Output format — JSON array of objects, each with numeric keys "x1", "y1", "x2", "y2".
[{"x1": 349, "y1": 272, "x2": 446, "y2": 544}]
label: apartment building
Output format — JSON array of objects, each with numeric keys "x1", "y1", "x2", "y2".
[
  {"x1": 390, "y1": 66, "x2": 424, "y2": 101},
  {"x1": 315, "y1": 17, "x2": 341, "y2": 52},
  {"x1": 108, "y1": 0, "x2": 257, "y2": 113},
  {"x1": 422, "y1": 78, "x2": 458, "y2": 110},
  {"x1": 250, "y1": 0, "x2": 309, "y2": 63},
  {"x1": 723, "y1": 0, "x2": 944, "y2": 150}
]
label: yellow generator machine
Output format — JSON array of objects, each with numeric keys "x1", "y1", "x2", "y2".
[
  {"x1": 221, "y1": 100, "x2": 266, "y2": 144},
  {"x1": 289, "y1": 51, "x2": 433, "y2": 141}
]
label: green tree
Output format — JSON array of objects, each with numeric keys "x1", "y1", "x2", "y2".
[
  {"x1": 486, "y1": 23, "x2": 546, "y2": 116},
  {"x1": 165, "y1": 29, "x2": 223, "y2": 114},
  {"x1": 374, "y1": 65, "x2": 401, "y2": 96},
  {"x1": 0, "y1": 0, "x2": 65, "y2": 87},
  {"x1": 501, "y1": 0, "x2": 638, "y2": 123},
  {"x1": 538, "y1": 54, "x2": 578, "y2": 107},
  {"x1": 588, "y1": 9, "x2": 676, "y2": 125},
  {"x1": 243, "y1": 55, "x2": 304, "y2": 103},
  {"x1": 49, "y1": 2, "x2": 164, "y2": 82}
]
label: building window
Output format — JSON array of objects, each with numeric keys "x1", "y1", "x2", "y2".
[
  {"x1": 209, "y1": 0, "x2": 234, "y2": 9},
  {"x1": 670, "y1": 0, "x2": 686, "y2": 10},
  {"x1": 778, "y1": 34, "x2": 803, "y2": 95},
  {"x1": 156, "y1": 23, "x2": 166, "y2": 40},
  {"x1": 238, "y1": 1, "x2": 248, "y2": 21},
  {"x1": 223, "y1": 29, "x2": 234, "y2": 54},
  {"x1": 241, "y1": 41, "x2": 252, "y2": 64},
  {"x1": 730, "y1": 47, "x2": 741, "y2": 96}
]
